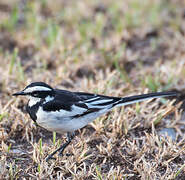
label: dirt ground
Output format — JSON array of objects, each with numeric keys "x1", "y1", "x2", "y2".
[{"x1": 0, "y1": 0, "x2": 185, "y2": 179}]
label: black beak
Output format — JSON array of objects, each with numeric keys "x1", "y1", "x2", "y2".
[{"x1": 12, "y1": 91, "x2": 26, "y2": 96}]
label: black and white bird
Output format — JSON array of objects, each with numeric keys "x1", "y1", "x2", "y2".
[{"x1": 13, "y1": 82, "x2": 177, "y2": 161}]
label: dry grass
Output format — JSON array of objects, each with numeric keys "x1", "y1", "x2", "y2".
[{"x1": 0, "y1": 0, "x2": 185, "y2": 179}]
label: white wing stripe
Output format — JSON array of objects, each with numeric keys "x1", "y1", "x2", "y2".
[
  {"x1": 88, "y1": 99, "x2": 114, "y2": 105},
  {"x1": 72, "y1": 105, "x2": 87, "y2": 113},
  {"x1": 84, "y1": 96, "x2": 100, "y2": 102},
  {"x1": 85, "y1": 103, "x2": 113, "y2": 109}
]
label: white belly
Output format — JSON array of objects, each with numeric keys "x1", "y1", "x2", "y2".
[{"x1": 36, "y1": 107, "x2": 108, "y2": 134}]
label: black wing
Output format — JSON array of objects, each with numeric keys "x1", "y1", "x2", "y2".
[
  {"x1": 53, "y1": 89, "x2": 121, "y2": 111},
  {"x1": 54, "y1": 89, "x2": 121, "y2": 104},
  {"x1": 54, "y1": 89, "x2": 81, "y2": 103},
  {"x1": 43, "y1": 100, "x2": 73, "y2": 112},
  {"x1": 74, "y1": 91, "x2": 120, "y2": 101},
  {"x1": 74, "y1": 92, "x2": 121, "y2": 108}
]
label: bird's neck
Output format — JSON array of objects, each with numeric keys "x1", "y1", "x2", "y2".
[
  {"x1": 27, "y1": 96, "x2": 54, "y2": 123},
  {"x1": 28, "y1": 95, "x2": 54, "y2": 107}
]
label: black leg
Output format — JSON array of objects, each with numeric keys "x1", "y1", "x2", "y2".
[
  {"x1": 58, "y1": 132, "x2": 75, "y2": 155},
  {"x1": 46, "y1": 132, "x2": 75, "y2": 162}
]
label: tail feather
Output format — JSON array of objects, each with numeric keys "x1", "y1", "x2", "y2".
[{"x1": 114, "y1": 91, "x2": 178, "y2": 107}]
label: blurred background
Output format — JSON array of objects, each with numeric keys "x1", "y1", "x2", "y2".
[{"x1": 0, "y1": 0, "x2": 185, "y2": 179}]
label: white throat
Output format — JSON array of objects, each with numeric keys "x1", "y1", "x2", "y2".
[
  {"x1": 28, "y1": 96, "x2": 41, "y2": 107},
  {"x1": 28, "y1": 95, "x2": 54, "y2": 107}
]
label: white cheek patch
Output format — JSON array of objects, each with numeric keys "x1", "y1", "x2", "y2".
[
  {"x1": 28, "y1": 96, "x2": 41, "y2": 106},
  {"x1": 24, "y1": 86, "x2": 52, "y2": 93},
  {"x1": 28, "y1": 95, "x2": 54, "y2": 107}
]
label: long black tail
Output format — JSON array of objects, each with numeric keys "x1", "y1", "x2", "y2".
[{"x1": 115, "y1": 91, "x2": 178, "y2": 107}]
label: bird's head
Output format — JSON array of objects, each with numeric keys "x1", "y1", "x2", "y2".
[{"x1": 13, "y1": 82, "x2": 55, "y2": 106}]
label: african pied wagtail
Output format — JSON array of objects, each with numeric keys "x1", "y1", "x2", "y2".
[{"x1": 13, "y1": 82, "x2": 177, "y2": 161}]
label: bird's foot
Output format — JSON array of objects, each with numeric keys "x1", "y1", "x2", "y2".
[
  {"x1": 58, "y1": 151, "x2": 72, "y2": 157},
  {"x1": 58, "y1": 149, "x2": 64, "y2": 156},
  {"x1": 46, "y1": 155, "x2": 56, "y2": 162}
]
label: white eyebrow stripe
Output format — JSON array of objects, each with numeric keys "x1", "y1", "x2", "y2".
[{"x1": 24, "y1": 86, "x2": 52, "y2": 93}]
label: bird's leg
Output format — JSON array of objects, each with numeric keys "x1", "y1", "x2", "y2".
[
  {"x1": 46, "y1": 132, "x2": 75, "y2": 161},
  {"x1": 58, "y1": 132, "x2": 75, "y2": 156}
]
